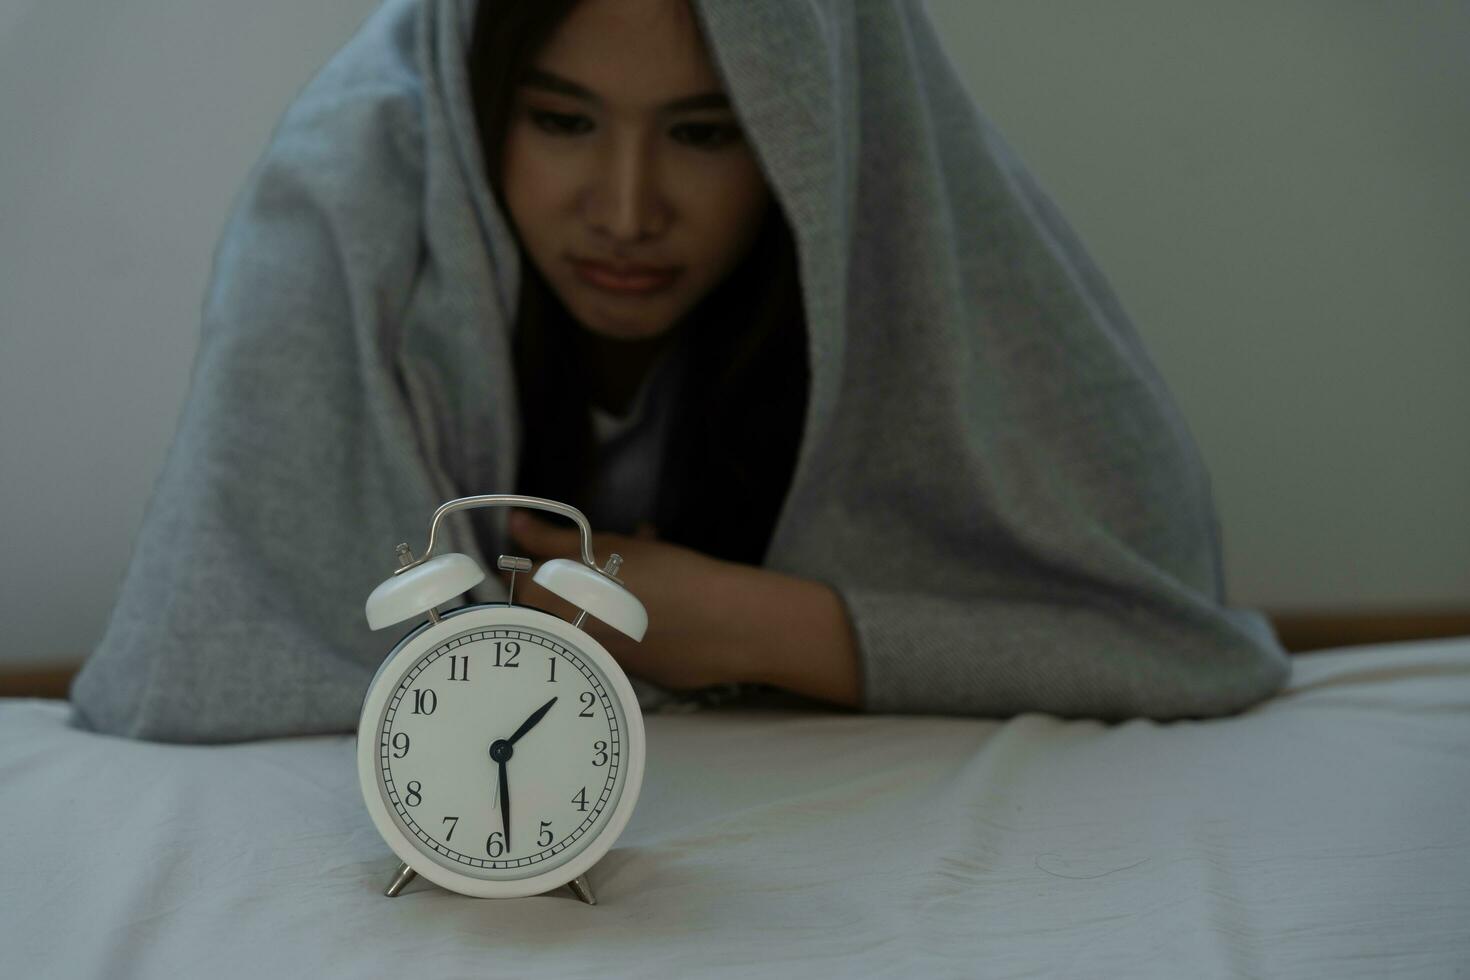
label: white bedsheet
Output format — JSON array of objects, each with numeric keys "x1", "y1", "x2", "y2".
[{"x1": 4, "y1": 638, "x2": 1468, "y2": 979}]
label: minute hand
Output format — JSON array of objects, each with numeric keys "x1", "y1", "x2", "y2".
[
  {"x1": 508, "y1": 697, "x2": 558, "y2": 746},
  {"x1": 498, "y1": 759, "x2": 510, "y2": 850}
]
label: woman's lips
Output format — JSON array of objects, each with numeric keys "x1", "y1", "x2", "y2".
[{"x1": 571, "y1": 259, "x2": 680, "y2": 295}]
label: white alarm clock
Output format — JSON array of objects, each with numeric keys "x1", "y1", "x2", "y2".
[{"x1": 357, "y1": 494, "x2": 648, "y2": 905}]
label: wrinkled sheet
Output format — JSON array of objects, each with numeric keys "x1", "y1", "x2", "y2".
[{"x1": 4, "y1": 638, "x2": 1468, "y2": 979}]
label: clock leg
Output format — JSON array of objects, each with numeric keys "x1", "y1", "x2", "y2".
[
  {"x1": 384, "y1": 861, "x2": 417, "y2": 897},
  {"x1": 567, "y1": 874, "x2": 596, "y2": 905}
]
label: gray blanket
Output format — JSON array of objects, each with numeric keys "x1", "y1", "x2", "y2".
[{"x1": 70, "y1": 0, "x2": 1289, "y2": 741}]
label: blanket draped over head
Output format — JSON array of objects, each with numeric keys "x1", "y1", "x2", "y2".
[{"x1": 70, "y1": 0, "x2": 1290, "y2": 741}]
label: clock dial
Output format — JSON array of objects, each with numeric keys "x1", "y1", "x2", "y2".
[{"x1": 375, "y1": 625, "x2": 627, "y2": 880}]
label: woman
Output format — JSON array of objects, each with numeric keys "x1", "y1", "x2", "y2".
[
  {"x1": 69, "y1": 0, "x2": 1290, "y2": 741},
  {"x1": 472, "y1": 0, "x2": 850, "y2": 704}
]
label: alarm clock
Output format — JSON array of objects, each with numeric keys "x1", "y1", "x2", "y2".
[{"x1": 357, "y1": 493, "x2": 648, "y2": 905}]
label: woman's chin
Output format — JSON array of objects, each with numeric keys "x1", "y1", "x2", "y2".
[{"x1": 570, "y1": 303, "x2": 682, "y2": 344}]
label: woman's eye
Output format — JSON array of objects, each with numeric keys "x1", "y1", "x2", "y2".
[
  {"x1": 672, "y1": 123, "x2": 743, "y2": 150},
  {"x1": 526, "y1": 109, "x2": 741, "y2": 150},
  {"x1": 528, "y1": 109, "x2": 592, "y2": 136}
]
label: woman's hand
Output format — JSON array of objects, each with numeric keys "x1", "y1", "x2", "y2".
[
  {"x1": 498, "y1": 510, "x2": 762, "y2": 692},
  {"x1": 497, "y1": 510, "x2": 862, "y2": 707}
]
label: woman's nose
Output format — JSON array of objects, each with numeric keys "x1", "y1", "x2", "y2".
[{"x1": 585, "y1": 136, "x2": 667, "y2": 243}]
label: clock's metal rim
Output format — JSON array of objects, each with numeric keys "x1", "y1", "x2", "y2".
[{"x1": 356, "y1": 602, "x2": 646, "y2": 899}]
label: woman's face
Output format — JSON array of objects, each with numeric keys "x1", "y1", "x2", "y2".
[{"x1": 501, "y1": 0, "x2": 772, "y2": 342}]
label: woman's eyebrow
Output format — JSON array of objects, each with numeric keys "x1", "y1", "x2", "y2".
[{"x1": 519, "y1": 67, "x2": 731, "y2": 112}]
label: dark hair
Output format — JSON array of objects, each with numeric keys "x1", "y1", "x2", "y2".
[{"x1": 467, "y1": 0, "x2": 809, "y2": 566}]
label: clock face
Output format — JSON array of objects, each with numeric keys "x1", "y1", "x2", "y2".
[{"x1": 360, "y1": 606, "x2": 641, "y2": 891}]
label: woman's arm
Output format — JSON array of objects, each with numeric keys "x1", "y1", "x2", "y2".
[
  {"x1": 713, "y1": 562, "x2": 861, "y2": 709},
  {"x1": 501, "y1": 511, "x2": 860, "y2": 708}
]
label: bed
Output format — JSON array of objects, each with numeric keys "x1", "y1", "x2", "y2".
[{"x1": 4, "y1": 636, "x2": 1468, "y2": 979}]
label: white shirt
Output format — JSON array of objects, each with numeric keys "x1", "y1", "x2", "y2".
[{"x1": 583, "y1": 340, "x2": 688, "y2": 535}]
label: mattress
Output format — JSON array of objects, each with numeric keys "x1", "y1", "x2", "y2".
[{"x1": 4, "y1": 637, "x2": 1468, "y2": 978}]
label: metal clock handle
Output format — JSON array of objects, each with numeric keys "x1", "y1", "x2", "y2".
[{"x1": 393, "y1": 494, "x2": 601, "y2": 577}]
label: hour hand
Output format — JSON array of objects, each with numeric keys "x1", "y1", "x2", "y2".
[{"x1": 508, "y1": 696, "x2": 558, "y2": 746}]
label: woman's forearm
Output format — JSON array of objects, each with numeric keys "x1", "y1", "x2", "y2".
[{"x1": 718, "y1": 562, "x2": 862, "y2": 708}]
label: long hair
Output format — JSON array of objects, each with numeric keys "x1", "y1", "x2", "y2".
[{"x1": 467, "y1": 0, "x2": 809, "y2": 566}]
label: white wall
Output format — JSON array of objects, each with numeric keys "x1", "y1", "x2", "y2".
[
  {"x1": 1, "y1": 0, "x2": 383, "y2": 668},
  {"x1": 2, "y1": 1, "x2": 1467, "y2": 668}
]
